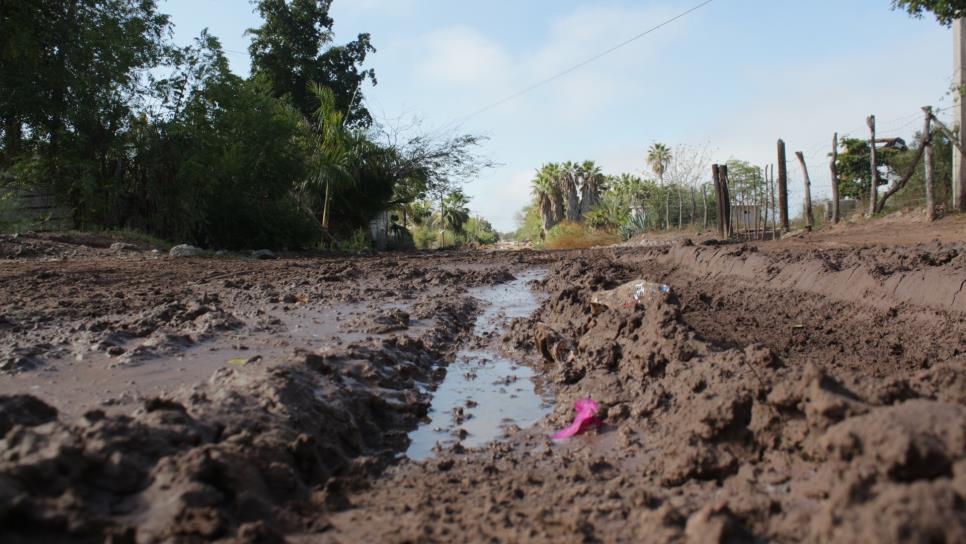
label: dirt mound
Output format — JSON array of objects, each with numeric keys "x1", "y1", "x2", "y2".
[{"x1": 318, "y1": 255, "x2": 966, "y2": 543}]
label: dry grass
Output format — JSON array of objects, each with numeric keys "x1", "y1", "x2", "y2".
[{"x1": 544, "y1": 221, "x2": 621, "y2": 250}]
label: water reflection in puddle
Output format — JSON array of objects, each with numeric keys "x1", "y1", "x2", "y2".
[{"x1": 406, "y1": 269, "x2": 552, "y2": 460}]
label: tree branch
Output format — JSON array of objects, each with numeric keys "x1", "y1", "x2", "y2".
[{"x1": 875, "y1": 130, "x2": 930, "y2": 213}]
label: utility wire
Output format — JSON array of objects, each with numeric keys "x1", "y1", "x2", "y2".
[{"x1": 436, "y1": 0, "x2": 716, "y2": 132}]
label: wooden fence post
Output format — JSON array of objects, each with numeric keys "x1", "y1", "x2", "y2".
[
  {"x1": 777, "y1": 139, "x2": 789, "y2": 231},
  {"x1": 721, "y1": 164, "x2": 732, "y2": 239},
  {"x1": 867, "y1": 115, "x2": 879, "y2": 216},
  {"x1": 923, "y1": 106, "x2": 935, "y2": 222},
  {"x1": 713, "y1": 164, "x2": 723, "y2": 238},
  {"x1": 702, "y1": 184, "x2": 708, "y2": 231},
  {"x1": 762, "y1": 164, "x2": 770, "y2": 238},
  {"x1": 795, "y1": 151, "x2": 814, "y2": 230},
  {"x1": 830, "y1": 133, "x2": 840, "y2": 223}
]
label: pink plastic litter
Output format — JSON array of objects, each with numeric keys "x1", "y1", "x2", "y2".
[{"x1": 553, "y1": 398, "x2": 602, "y2": 440}]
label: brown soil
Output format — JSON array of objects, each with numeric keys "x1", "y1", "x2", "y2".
[{"x1": 1, "y1": 220, "x2": 964, "y2": 543}]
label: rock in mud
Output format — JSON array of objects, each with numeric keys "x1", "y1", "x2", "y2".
[
  {"x1": 251, "y1": 249, "x2": 276, "y2": 260},
  {"x1": 169, "y1": 244, "x2": 204, "y2": 258}
]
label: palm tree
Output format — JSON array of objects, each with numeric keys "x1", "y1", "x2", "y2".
[
  {"x1": 578, "y1": 160, "x2": 604, "y2": 217},
  {"x1": 560, "y1": 161, "x2": 580, "y2": 221},
  {"x1": 544, "y1": 163, "x2": 566, "y2": 225},
  {"x1": 301, "y1": 83, "x2": 357, "y2": 231},
  {"x1": 441, "y1": 190, "x2": 470, "y2": 233},
  {"x1": 531, "y1": 167, "x2": 558, "y2": 232},
  {"x1": 647, "y1": 143, "x2": 672, "y2": 183},
  {"x1": 647, "y1": 143, "x2": 672, "y2": 229}
]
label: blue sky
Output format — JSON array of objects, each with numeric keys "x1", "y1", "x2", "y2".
[{"x1": 163, "y1": 0, "x2": 954, "y2": 231}]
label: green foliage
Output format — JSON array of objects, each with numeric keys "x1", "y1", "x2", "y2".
[
  {"x1": 529, "y1": 161, "x2": 606, "y2": 232},
  {"x1": 513, "y1": 205, "x2": 543, "y2": 243},
  {"x1": 584, "y1": 192, "x2": 628, "y2": 231},
  {"x1": 880, "y1": 129, "x2": 955, "y2": 210},
  {"x1": 441, "y1": 189, "x2": 470, "y2": 233},
  {"x1": 646, "y1": 143, "x2": 672, "y2": 181},
  {"x1": 248, "y1": 0, "x2": 375, "y2": 127},
  {"x1": 406, "y1": 200, "x2": 433, "y2": 226},
  {"x1": 0, "y1": 2, "x2": 496, "y2": 251},
  {"x1": 892, "y1": 0, "x2": 966, "y2": 26},
  {"x1": 464, "y1": 216, "x2": 498, "y2": 245},
  {"x1": 410, "y1": 224, "x2": 436, "y2": 250},
  {"x1": 619, "y1": 213, "x2": 650, "y2": 241},
  {"x1": 835, "y1": 138, "x2": 901, "y2": 199},
  {"x1": 338, "y1": 228, "x2": 370, "y2": 252}
]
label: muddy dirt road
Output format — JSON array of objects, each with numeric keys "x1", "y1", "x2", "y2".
[{"x1": 1, "y1": 228, "x2": 964, "y2": 543}]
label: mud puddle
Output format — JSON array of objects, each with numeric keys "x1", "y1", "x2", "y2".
[{"x1": 406, "y1": 269, "x2": 551, "y2": 460}]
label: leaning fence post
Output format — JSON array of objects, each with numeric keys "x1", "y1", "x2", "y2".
[{"x1": 795, "y1": 151, "x2": 814, "y2": 230}]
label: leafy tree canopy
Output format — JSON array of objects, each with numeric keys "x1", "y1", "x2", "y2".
[
  {"x1": 248, "y1": 0, "x2": 376, "y2": 127},
  {"x1": 892, "y1": 0, "x2": 966, "y2": 26}
]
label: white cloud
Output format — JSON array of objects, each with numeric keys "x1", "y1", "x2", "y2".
[{"x1": 417, "y1": 27, "x2": 512, "y2": 86}]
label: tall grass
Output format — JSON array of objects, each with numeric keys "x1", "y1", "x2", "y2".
[{"x1": 544, "y1": 221, "x2": 620, "y2": 249}]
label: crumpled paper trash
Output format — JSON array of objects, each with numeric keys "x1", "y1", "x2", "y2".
[{"x1": 590, "y1": 280, "x2": 670, "y2": 315}]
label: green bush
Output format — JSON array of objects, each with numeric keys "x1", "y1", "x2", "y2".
[
  {"x1": 619, "y1": 213, "x2": 649, "y2": 240},
  {"x1": 410, "y1": 225, "x2": 436, "y2": 249},
  {"x1": 338, "y1": 228, "x2": 370, "y2": 252}
]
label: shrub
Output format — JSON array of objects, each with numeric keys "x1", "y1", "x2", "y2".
[
  {"x1": 618, "y1": 213, "x2": 649, "y2": 240},
  {"x1": 545, "y1": 221, "x2": 620, "y2": 250},
  {"x1": 338, "y1": 228, "x2": 370, "y2": 252},
  {"x1": 410, "y1": 225, "x2": 436, "y2": 249}
]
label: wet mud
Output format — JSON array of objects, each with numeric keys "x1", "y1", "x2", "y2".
[{"x1": 1, "y1": 232, "x2": 964, "y2": 542}]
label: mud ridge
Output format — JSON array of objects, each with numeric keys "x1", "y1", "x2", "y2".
[{"x1": 316, "y1": 255, "x2": 966, "y2": 543}]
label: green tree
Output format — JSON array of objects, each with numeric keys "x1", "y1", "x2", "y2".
[
  {"x1": 0, "y1": 0, "x2": 170, "y2": 216},
  {"x1": 834, "y1": 138, "x2": 903, "y2": 199},
  {"x1": 248, "y1": 0, "x2": 376, "y2": 127},
  {"x1": 647, "y1": 143, "x2": 673, "y2": 228},
  {"x1": 892, "y1": 0, "x2": 966, "y2": 26},
  {"x1": 647, "y1": 143, "x2": 672, "y2": 183},
  {"x1": 441, "y1": 189, "x2": 470, "y2": 233},
  {"x1": 578, "y1": 160, "x2": 605, "y2": 217}
]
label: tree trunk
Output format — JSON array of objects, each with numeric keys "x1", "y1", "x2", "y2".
[
  {"x1": 777, "y1": 140, "x2": 789, "y2": 231},
  {"x1": 868, "y1": 115, "x2": 879, "y2": 216},
  {"x1": 762, "y1": 165, "x2": 770, "y2": 236},
  {"x1": 689, "y1": 187, "x2": 696, "y2": 226},
  {"x1": 664, "y1": 190, "x2": 670, "y2": 230},
  {"x1": 579, "y1": 181, "x2": 600, "y2": 218},
  {"x1": 565, "y1": 175, "x2": 580, "y2": 221},
  {"x1": 924, "y1": 107, "x2": 936, "y2": 222},
  {"x1": 677, "y1": 188, "x2": 683, "y2": 229},
  {"x1": 954, "y1": 19, "x2": 966, "y2": 210},
  {"x1": 713, "y1": 165, "x2": 724, "y2": 238},
  {"x1": 830, "y1": 133, "x2": 840, "y2": 223},
  {"x1": 795, "y1": 151, "x2": 814, "y2": 230}
]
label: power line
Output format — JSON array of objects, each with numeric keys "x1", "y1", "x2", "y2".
[{"x1": 436, "y1": 0, "x2": 716, "y2": 132}]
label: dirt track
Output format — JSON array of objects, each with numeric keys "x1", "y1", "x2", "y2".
[{"x1": 1, "y1": 223, "x2": 965, "y2": 543}]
